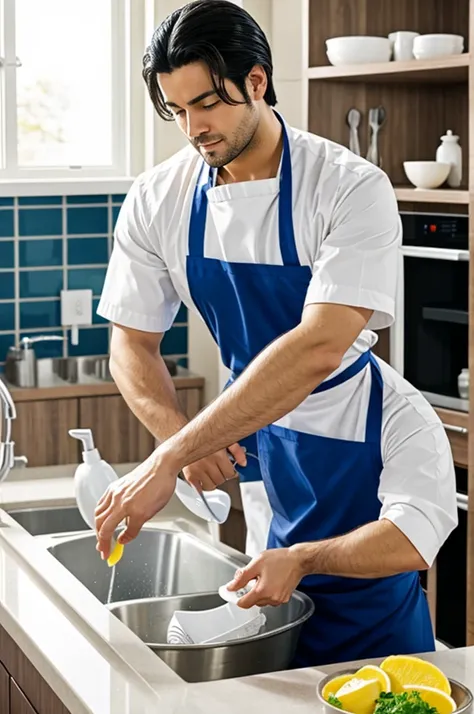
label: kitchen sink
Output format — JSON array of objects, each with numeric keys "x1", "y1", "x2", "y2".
[
  {"x1": 8, "y1": 506, "x2": 88, "y2": 535},
  {"x1": 46, "y1": 528, "x2": 244, "y2": 604},
  {"x1": 6, "y1": 354, "x2": 178, "y2": 387}
]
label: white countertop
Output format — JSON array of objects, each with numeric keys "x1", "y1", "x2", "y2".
[{"x1": 0, "y1": 468, "x2": 473, "y2": 714}]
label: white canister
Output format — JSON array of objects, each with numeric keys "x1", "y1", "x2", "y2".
[
  {"x1": 436, "y1": 129, "x2": 462, "y2": 187},
  {"x1": 458, "y1": 368, "x2": 469, "y2": 400},
  {"x1": 389, "y1": 31, "x2": 420, "y2": 61}
]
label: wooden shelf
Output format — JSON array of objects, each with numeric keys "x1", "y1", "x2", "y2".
[
  {"x1": 307, "y1": 54, "x2": 469, "y2": 83},
  {"x1": 394, "y1": 186, "x2": 469, "y2": 204}
]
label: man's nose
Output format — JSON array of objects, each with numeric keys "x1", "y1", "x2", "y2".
[{"x1": 186, "y1": 112, "x2": 211, "y2": 140}]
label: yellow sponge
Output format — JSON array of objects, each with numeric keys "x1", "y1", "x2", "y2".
[{"x1": 107, "y1": 541, "x2": 124, "y2": 567}]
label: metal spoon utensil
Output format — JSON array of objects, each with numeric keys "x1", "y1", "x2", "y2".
[
  {"x1": 346, "y1": 108, "x2": 361, "y2": 156},
  {"x1": 366, "y1": 106, "x2": 386, "y2": 167}
]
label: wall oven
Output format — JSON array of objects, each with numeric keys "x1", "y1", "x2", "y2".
[{"x1": 391, "y1": 212, "x2": 469, "y2": 412}]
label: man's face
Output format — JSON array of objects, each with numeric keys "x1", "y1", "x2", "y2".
[{"x1": 158, "y1": 61, "x2": 260, "y2": 168}]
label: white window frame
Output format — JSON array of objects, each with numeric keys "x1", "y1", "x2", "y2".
[{"x1": 0, "y1": 0, "x2": 130, "y2": 181}]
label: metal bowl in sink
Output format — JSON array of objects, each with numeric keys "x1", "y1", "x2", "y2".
[
  {"x1": 107, "y1": 591, "x2": 314, "y2": 682},
  {"x1": 317, "y1": 670, "x2": 473, "y2": 714}
]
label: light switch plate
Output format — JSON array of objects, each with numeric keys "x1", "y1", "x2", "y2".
[{"x1": 61, "y1": 289, "x2": 93, "y2": 326}]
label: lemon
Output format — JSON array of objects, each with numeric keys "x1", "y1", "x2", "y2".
[
  {"x1": 380, "y1": 656, "x2": 451, "y2": 695},
  {"x1": 356, "y1": 665, "x2": 391, "y2": 692},
  {"x1": 322, "y1": 674, "x2": 355, "y2": 701},
  {"x1": 403, "y1": 684, "x2": 456, "y2": 714},
  {"x1": 335, "y1": 677, "x2": 382, "y2": 714},
  {"x1": 107, "y1": 541, "x2": 124, "y2": 567}
]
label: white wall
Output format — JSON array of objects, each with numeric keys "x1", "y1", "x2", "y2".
[{"x1": 146, "y1": 0, "x2": 307, "y2": 402}]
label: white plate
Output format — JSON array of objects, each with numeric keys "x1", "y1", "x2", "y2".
[{"x1": 174, "y1": 477, "x2": 231, "y2": 524}]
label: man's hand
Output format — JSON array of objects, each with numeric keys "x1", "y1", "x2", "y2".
[
  {"x1": 183, "y1": 443, "x2": 247, "y2": 491},
  {"x1": 94, "y1": 442, "x2": 247, "y2": 559},
  {"x1": 226, "y1": 548, "x2": 305, "y2": 609},
  {"x1": 95, "y1": 449, "x2": 179, "y2": 560}
]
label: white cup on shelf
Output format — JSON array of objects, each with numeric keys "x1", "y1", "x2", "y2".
[{"x1": 389, "y1": 31, "x2": 420, "y2": 61}]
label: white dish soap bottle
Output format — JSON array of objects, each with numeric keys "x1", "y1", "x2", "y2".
[
  {"x1": 436, "y1": 129, "x2": 462, "y2": 188},
  {"x1": 69, "y1": 428, "x2": 124, "y2": 566}
]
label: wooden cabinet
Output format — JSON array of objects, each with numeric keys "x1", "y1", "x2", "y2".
[
  {"x1": 435, "y1": 408, "x2": 468, "y2": 468},
  {"x1": 78, "y1": 387, "x2": 203, "y2": 464},
  {"x1": 0, "y1": 624, "x2": 69, "y2": 713},
  {"x1": 177, "y1": 388, "x2": 202, "y2": 419},
  {"x1": 8, "y1": 379, "x2": 204, "y2": 468},
  {"x1": 79, "y1": 395, "x2": 155, "y2": 463},
  {"x1": 0, "y1": 661, "x2": 10, "y2": 713},
  {"x1": 11, "y1": 399, "x2": 79, "y2": 467},
  {"x1": 10, "y1": 680, "x2": 37, "y2": 714}
]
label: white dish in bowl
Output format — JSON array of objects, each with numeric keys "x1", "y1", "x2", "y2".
[
  {"x1": 413, "y1": 33, "x2": 464, "y2": 59},
  {"x1": 403, "y1": 161, "x2": 451, "y2": 189},
  {"x1": 326, "y1": 36, "x2": 391, "y2": 65}
]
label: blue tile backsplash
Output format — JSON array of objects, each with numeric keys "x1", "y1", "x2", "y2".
[
  {"x1": 0, "y1": 273, "x2": 15, "y2": 300},
  {"x1": 19, "y1": 207, "x2": 63, "y2": 236},
  {"x1": 67, "y1": 206, "x2": 108, "y2": 235},
  {"x1": 0, "y1": 194, "x2": 188, "y2": 367},
  {"x1": 19, "y1": 269, "x2": 64, "y2": 299},
  {"x1": 0, "y1": 210, "x2": 14, "y2": 237},
  {"x1": 19, "y1": 239, "x2": 63, "y2": 267},
  {"x1": 0, "y1": 242, "x2": 14, "y2": 269}
]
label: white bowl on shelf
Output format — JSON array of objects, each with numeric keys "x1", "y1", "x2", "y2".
[
  {"x1": 403, "y1": 161, "x2": 451, "y2": 189},
  {"x1": 413, "y1": 33, "x2": 464, "y2": 59},
  {"x1": 326, "y1": 36, "x2": 391, "y2": 65}
]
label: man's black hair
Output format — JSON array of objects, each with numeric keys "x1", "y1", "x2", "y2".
[{"x1": 143, "y1": 0, "x2": 277, "y2": 120}]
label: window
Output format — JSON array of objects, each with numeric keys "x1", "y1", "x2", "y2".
[{"x1": 0, "y1": 0, "x2": 128, "y2": 179}]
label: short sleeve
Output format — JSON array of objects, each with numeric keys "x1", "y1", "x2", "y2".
[
  {"x1": 97, "y1": 177, "x2": 181, "y2": 333},
  {"x1": 305, "y1": 168, "x2": 401, "y2": 330},
  {"x1": 378, "y1": 421, "x2": 458, "y2": 567}
]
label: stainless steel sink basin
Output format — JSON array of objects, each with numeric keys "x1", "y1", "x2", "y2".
[
  {"x1": 7, "y1": 354, "x2": 178, "y2": 387},
  {"x1": 107, "y1": 592, "x2": 314, "y2": 682},
  {"x1": 46, "y1": 529, "x2": 244, "y2": 604},
  {"x1": 8, "y1": 506, "x2": 88, "y2": 535},
  {"x1": 39, "y1": 355, "x2": 114, "y2": 384}
]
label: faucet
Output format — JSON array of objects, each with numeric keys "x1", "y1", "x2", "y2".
[{"x1": 0, "y1": 378, "x2": 18, "y2": 482}]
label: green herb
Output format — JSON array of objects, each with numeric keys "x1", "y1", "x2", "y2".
[
  {"x1": 374, "y1": 691, "x2": 440, "y2": 714},
  {"x1": 328, "y1": 694, "x2": 344, "y2": 709}
]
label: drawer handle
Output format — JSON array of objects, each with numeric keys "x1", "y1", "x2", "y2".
[
  {"x1": 444, "y1": 423, "x2": 468, "y2": 435},
  {"x1": 457, "y1": 493, "x2": 468, "y2": 511}
]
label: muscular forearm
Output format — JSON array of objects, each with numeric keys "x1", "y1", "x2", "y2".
[
  {"x1": 158, "y1": 303, "x2": 371, "y2": 470},
  {"x1": 163, "y1": 325, "x2": 335, "y2": 467},
  {"x1": 291, "y1": 519, "x2": 429, "y2": 579},
  {"x1": 110, "y1": 340, "x2": 188, "y2": 443}
]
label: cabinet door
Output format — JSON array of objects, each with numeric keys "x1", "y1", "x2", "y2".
[
  {"x1": 435, "y1": 408, "x2": 468, "y2": 468},
  {"x1": 79, "y1": 395, "x2": 155, "y2": 463},
  {"x1": 10, "y1": 679, "x2": 37, "y2": 714},
  {"x1": 11, "y1": 399, "x2": 79, "y2": 467},
  {"x1": 0, "y1": 661, "x2": 9, "y2": 713},
  {"x1": 177, "y1": 388, "x2": 202, "y2": 419}
]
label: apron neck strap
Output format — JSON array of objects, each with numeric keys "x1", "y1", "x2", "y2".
[
  {"x1": 314, "y1": 350, "x2": 383, "y2": 446},
  {"x1": 188, "y1": 111, "x2": 299, "y2": 266},
  {"x1": 365, "y1": 353, "x2": 383, "y2": 446}
]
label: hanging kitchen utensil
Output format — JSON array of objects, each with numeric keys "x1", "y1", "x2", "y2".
[
  {"x1": 366, "y1": 106, "x2": 386, "y2": 167},
  {"x1": 346, "y1": 108, "x2": 361, "y2": 156}
]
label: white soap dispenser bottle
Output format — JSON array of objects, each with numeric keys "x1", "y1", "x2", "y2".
[
  {"x1": 69, "y1": 428, "x2": 119, "y2": 529},
  {"x1": 436, "y1": 129, "x2": 462, "y2": 187}
]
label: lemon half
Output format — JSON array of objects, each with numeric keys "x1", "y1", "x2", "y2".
[
  {"x1": 356, "y1": 665, "x2": 391, "y2": 693},
  {"x1": 322, "y1": 674, "x2": 355, "y2": 701},
  {"x1": 381, "y1": 655, "x2": 451, "y2": 695},
  {"x1": 335, "y1": 677, "x2": 382, "y2": 714},
  {"x1": 402, "y1": 684, "x2": 456, "y2": 714}
]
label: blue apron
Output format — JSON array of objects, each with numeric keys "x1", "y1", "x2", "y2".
[{"x1": 185, "y1": 113, "x2": 434, "y2": 666}]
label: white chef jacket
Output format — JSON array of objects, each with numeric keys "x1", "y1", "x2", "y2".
[{"x1": 98, "y1": 119, "x2": 458, "y2": 567}]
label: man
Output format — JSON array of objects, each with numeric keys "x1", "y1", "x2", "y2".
[{"x1": 96, "y1": 0, "x2": 457, "y2": 666}]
